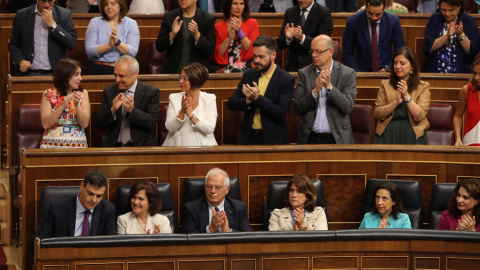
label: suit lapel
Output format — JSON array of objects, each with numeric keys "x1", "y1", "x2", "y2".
[
  {"x1": 90, "y1": 201, "x2": 102, "y2": 235},
  {"x1": 200, "y1": 197, "x2": 210, "y2": 228},
  {"x1": 67, "y1": 196, "x2": 77, "y2": 236},
  {"x1": 330, "y1": 61, "x2": 339, "y2": 88},
  {"x1": 133, "y1": 82, "x2": 143, "y2": 110},
  {"x1": 360, "y1": 12, "x2": 372, "y2": 58},
  {"x1": 263, "y1": 67, "x2": 279, "y2": 99},
  {"x1": 224, "y1": 197, "x2": 235, "y2": 228},
  {"x1": 303, "y1": 3, "x2": 317, "y2": 29},
  {"x1": 27, "y1": 6, "x2": 36, "y2": 47},
  {"x1": 292, "y1": 5, "x2": 301, "y2": 26}
]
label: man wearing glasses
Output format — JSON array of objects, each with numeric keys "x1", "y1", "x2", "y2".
[
  {"x1": 183, "y1": 168, "x2": 252, "y2": 233},
  {"x1": 8, "y1": 0, "x2": 77, "y2": 76},
  {"x1": 294, "y1": 35, "x2": 357, "y2": 144}
]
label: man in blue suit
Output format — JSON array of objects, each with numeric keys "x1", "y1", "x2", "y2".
[
  {"x1": 342, "y1": 0, "x2": 405, "y2": 72},
  {"x1": 227, "y1": 35, "x2": 295, "y2": 145}
]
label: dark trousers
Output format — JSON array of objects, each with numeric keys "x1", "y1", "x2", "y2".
[
  {"x1": 307, "y1": 132, "x2": 336, "y2": 144},
  {"x1": 245, "y1": 129, "x2": 265, "y2": 145}
]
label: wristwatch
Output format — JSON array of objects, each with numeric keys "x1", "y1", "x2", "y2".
[
  {"x1": 49, "y1": 22, "x2": 57, "y2": 31},
  {"x1": 405, "y1": 97, "x2": 412, "y2": 103},
  {"x1": 188, "y1": 114, "x2": 195, "y2": 121},
  {"x1": 114, "y1": 39, "x2": 121, "y2": 46},
  {"x1": 460, "y1": 34, "x2": 466, "y2": 41}
]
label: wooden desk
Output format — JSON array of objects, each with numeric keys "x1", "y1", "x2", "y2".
[
  {"x1": 20, "y1": 144, "x2": 480, "y2": 269},
  {"x1": 34, "y1": 231, "x2": 480, "y2": 270}
]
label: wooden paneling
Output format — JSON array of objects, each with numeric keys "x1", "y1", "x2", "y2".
[
  {"x1": 313, "y1": 256, "x2": 358, "y2": 269},
  {"x1": 361, "y1": 256, "x2": 409, "y2": 269},
  {"x1": 20, "y1": 145, "x2": 480, "y2": 269},
  {"x1": 262, "y1": 257, "x2": 308, "y2": 270},
  {"x1": 127, "y1": 261, "x2": 175, "y2": 270}
]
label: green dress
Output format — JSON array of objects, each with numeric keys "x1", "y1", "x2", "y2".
[{"x1": 375, "y1": 101, "x2": 428, "y2": 145}]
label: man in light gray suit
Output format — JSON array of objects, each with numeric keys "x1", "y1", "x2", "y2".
[{"x1": 294, "y1": 35, "x2": 357, "y2": 144}]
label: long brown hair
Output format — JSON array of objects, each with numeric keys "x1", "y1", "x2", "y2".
[
  {"x1": 53, "y1": 58, "x2": 82, "y2": 97},
  {"x1": 447, "y1": 179, "x2": 480, "y2": 222},
  {"x1": 389, "y1": 47, "x2": 420, "y2": 93}
]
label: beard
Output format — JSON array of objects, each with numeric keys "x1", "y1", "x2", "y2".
[{"x1": 254, "y1": 58, "x2": 273, "y2": 73}]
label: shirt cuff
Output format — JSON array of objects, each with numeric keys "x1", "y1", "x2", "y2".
[
  {"x1": 286, "y1": 37, "x2": 292, "y2": 45},
  {"x1": 312, "y1": 91, "x2": 318, "y2": 100}
]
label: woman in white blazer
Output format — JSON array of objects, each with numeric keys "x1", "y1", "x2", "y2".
[
  {"x1": 117, "y1": 180, "x2": 172, "y2": 234},
  {"x1": 163, "y1": 63, "x2": 218, "y2": 146},
  {"x1": 268, "y1": 174, "x2": 328, "y2": 231}
]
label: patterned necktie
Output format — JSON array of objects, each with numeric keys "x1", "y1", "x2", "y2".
[
  {"x1": 371, "y1": 22, "x2": 380, "y2": 72},
  {"x1": 81, "y1": 210, "x2": 91, "y2": 236}
]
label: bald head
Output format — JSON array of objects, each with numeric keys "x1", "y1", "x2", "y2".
[{"x1": 310, "y1": 35, "x2": 334, "y2": 69}]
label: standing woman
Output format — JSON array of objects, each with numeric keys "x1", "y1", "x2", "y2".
[
  {"x1": 374, "y1": 47, "x2": 431, "y2": 145},
  {"x1": 453, "y1": 57, "x2": 480, "y2": 146},
  {"x1": 214, "y1": 0, "x2": 259, "y2": 73},
  {"x1": 40, "y1": 58, "x2": 90, "y2": 148},
  {"x1": 85, "y1": 0, "x2": 140, "y2": 75},
  {"x1": 423, "y1": 0, "x2": 480, "y2": 73},
  {"x1": 163, "y1": 63, "x2": 218, "y2": 146}
]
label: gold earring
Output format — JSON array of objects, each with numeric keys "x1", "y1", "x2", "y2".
[{"x1": 409, "y1": 70, "x2": 412, "y2": 74}]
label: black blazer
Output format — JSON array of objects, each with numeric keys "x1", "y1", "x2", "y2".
[
  {"x1": 8, "y1": 4, "x2": 77, "y2": 73},
  {"x1": 36, "y1": 195, "x2": 116, "y2": 238},
  {"x1": 183, "y1": 196, "x2": 252, "y2": 233},
  {"x1": 155, "y1": 8, "x2": 215, "y2": 74},
  {"x1": 278, "y1": 3, "x2": 333, "y2": 72},
  {"x1": 96, "y1": 81, "x2": 160, "y2": 147},
  {"x1": 227, "y1": 67, "x2": 295, "y2": 145}
]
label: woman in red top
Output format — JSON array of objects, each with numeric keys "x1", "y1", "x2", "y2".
[
  {"x1": 438, "y1": 179, "x2": 480, "y2": 231},
  {"x1": 454, "y1": 57, "x2": 480, "y2": 146},
  {"x1": 214, "y1": 0, "x2": 259, "y2": 73}
]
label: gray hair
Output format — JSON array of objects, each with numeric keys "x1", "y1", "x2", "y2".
[
  {"x1": 115, "y1": 55, "x2": 139, "y2": 74},
  {"x1": 205, "y1": 168, "x2": 230, "y2": 187}
]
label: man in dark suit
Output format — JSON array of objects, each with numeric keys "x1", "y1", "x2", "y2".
[
  {"x1": 96, "y1": 55, "x2": 160, "y2": 147},
  {"x1": 294, "y1": 35, "x2": 357, "y2": 144},
  {"x1": 278, "y1": 0, "x2": 333, "y2": 72},
  {"x1": 36, "y1": 169, "x2": 116, "y2": 238},
  {"x1": 227, "y1": 35, "x2": 295, "y2": 145},
  {"x1": 342, "y1": 0, "x2": 405, "y2": 72},
  {"x1": 8, "y1": 0, "x2": 77, "y2": 76},
  {"x1": 183, "y1": 168, "x2": 252, "y2": 233},
  {"x1": 155, "y1": 0, "x2": 215, "y2": 74},
  {"x1": 324, "y1": 0, "x2": 357, "y2": 12}
]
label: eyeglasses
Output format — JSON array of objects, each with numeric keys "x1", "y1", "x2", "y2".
[
  {"x1": 205, "y1": 184, "x2": 225, "y2": 191},
  {"x1": 178, "y1": 76, "x2": 189, "y2": 81},
  {"x1": 309, "y1": 48, "x2": 330, "y2": 56},
  {"x1": 39, "y1": 0, "x2": 55, "y2": 3}
]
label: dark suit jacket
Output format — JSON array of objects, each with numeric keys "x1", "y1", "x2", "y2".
[
  {"x1": 278, "y1": 3, "x2": 333, "y2": 72},
  {"x1": 294, "y1": 62, "x2": 357, "y2": 144},
  {"x1": 325, "y1": 0, "x2": 357, "y2": 12},
  {"x1": 155, "y1": 8, "x2": 215, "y2": 74},
  {"x1": 183, "y1": 196, "x2": 252, "y2": 233},
  {"x1": 36, "y1": 195, "x2": 116, "y2": 238},
  {"x1": 8, "y1": 4, "x2": 77, "y2": 73},
  {"x1": 227, "y1": 67, "x2": 295, "y2": 145},
  {"x1": 342, "y1": 10, "x2": 405, "y2": 72},
  {"x1": 96, "y1": 81, "x2": 160, "y2": 147}
]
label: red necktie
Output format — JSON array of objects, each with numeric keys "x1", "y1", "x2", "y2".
[
  {"x1": 371, "y1": 23, "x2": 380, "y2": 72},
  {"x1": 81, "y1": 210, "x2": 91, "y2": 236}
]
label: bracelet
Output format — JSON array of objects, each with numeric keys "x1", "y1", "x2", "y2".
[
  {"x1": 188, "y1": 114, "x2": 195, "y2": 121},
  {"x1": 236, "y1": 28, "x2": 246, "y2": 40}
]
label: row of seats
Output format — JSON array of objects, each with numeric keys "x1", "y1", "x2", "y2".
[{"x1": 37, "y1": 178, "x2": 456, "y2": 233}]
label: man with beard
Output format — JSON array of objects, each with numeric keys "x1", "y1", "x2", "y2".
[
  {"x1": 342, "y1": 0, "x2": 405, "y2": 72},
  {"x1": 294, "y1": 35, "x2": 357, "y2": 144},
  {"x1": 227, "y1": 35, "x2": 295, "y2": 145}
]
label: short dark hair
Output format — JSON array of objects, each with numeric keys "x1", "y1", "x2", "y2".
[
  {"x1": 366, "y1": 0, "x2": 386, "y2": 8},
  {"x1": 389, "y1": 46, "x2": 420, "y2": 93},
  {"x1": 222, "y1": 0, "x2": 250, "y2": 20},
  {"x1": 129, "y1": 180, "x2": 162, "y2": 216},
  {"x1": 284, "y1": 174, "x2": 317, "y2": 212},
  {"x1": 439, "y1": 0, "x2": 464, "y2": 15},
  {"x1": 53, "y1": 58, "x2": 82, "y2": 97},
  {"x1": 83, "y1": 169, "x2": 108, "y2": 188},
  {"x1": 100, "y1": 0, "x2": 127, "y2": 23},
  {"x1": 182, "y1": 62, "x2": 209, "y2": 90},
  {"x1": 371, "y1": 181, "x2": 406, "y2": 220},
  {"x1": 253, "y1": 35, "x2": 277, "y2": 54},
  {"x1": 447, "y1": 179, "x2": 480, "y2": 221}
]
